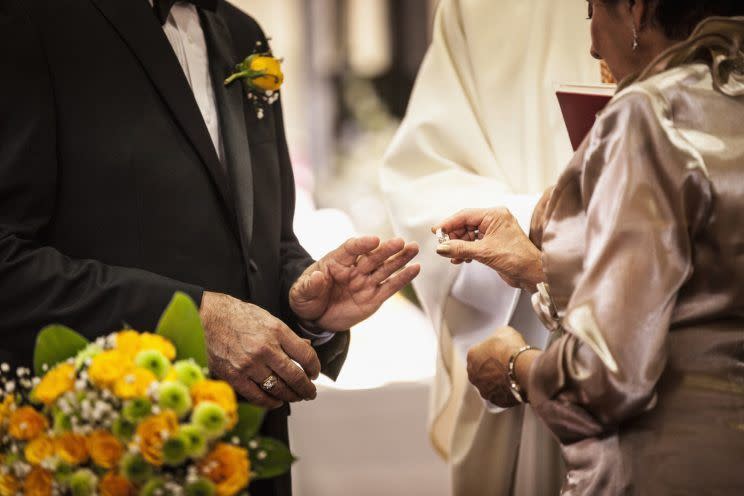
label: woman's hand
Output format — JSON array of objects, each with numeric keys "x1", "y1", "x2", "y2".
[
  {"x1": 433, "y1": 207, "x2": 545, "y2": 292},
  {"x1": 467, "y1": 326, "x2": 540, "y2": 408}
]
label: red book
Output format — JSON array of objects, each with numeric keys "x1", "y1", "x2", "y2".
[{"x1": 556, "y1": 84, "x2": 616, "y2": 151}]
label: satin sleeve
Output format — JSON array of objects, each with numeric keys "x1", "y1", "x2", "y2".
[{"x1": 527, "y1": 89, "x2": 712, "y2": 443}]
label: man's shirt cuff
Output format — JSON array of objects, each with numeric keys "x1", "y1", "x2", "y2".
[{"x1": 297, "y1": 322, "x2": 336, "y2": 346}]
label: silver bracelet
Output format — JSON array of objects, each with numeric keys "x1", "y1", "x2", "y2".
[{"x1": 508, "y1": 345, "x2": 535, "y2": 404}]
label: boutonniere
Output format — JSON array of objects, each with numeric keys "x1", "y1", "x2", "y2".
[{"x1": 224, "y1": 42, "x2": 284, "y2": 120}]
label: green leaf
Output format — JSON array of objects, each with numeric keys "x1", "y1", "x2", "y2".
[
  {"x1": 228, "y1": 403, "x2": 266, "y2": 445},
  {"x1": 33, "y1": 325, "x2": 90, "y2": 376},
  {"x1": 249, "y1": 437, "x2": 296, "y2": 480},
  {"x1": 156, "y1": 292, "x2": 208, "y2": 368}
]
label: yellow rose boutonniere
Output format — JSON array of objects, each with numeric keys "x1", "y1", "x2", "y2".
[
  {"x1": 32, "y1": 362, "x2": 75, "y2": 405},
  {"x1": 224, "y1": 54, "x2": 284, "y2": 93},
  {"x1": 224, "y1": 41, "x2": 283, "y2": 120}
]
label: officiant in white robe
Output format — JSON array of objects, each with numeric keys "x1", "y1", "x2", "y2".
[{"x1": 381, "y1": 1, "x2": 598, "y2": 494}]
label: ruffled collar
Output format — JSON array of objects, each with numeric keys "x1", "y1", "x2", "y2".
[{"x1": 618, "y1": 16, "x2": 744, "y2": 96}]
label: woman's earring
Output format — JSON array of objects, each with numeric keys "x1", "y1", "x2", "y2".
[{"x1": 632, "y1": 26, "x2": 639, "y2": 51}]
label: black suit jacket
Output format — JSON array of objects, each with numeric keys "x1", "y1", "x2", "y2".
[{"x1": 0, "y1": 2, "x2": 348, "y2": 494}]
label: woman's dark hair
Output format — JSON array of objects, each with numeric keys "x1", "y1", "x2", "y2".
[{"x1": 604, "y1": 0, "x2": 744, "y2": 40}]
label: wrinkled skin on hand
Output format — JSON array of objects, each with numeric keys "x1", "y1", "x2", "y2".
[
  {"x1": 433, "y1": 207, "x2": 545, "y2": 293},
  {"x1": 200, "y1": 292, "x2": 321, "y2": 409},
  {"x1": 467, "y1": 326, "x2": 530, "y2": 408},
  {"x1": 289, "y1": 236, "x2": 420, "y2": 332}
]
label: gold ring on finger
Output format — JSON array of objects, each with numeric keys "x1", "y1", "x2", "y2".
[{"x1": 261, "y1": 374, "x2": 278, "y2": 392}]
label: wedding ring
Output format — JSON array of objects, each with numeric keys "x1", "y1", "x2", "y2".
[
  {"x1": 261, "y1": 374, "x2": 278, "y2": 392},
  {"x1": 435, "y1": 228, "x2": 450, "y2": 244}
]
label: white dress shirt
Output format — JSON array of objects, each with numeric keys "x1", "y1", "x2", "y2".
[
  {"x1": 158, "y1": 2, "x2": 223, "y2": 161},
  {"x1": 156, "y1": 2, "x2": 333, "y2": 345}
]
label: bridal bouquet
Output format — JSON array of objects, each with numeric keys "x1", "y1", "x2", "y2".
[{"x1": 0, "y1": 293, "x2": 293, "y2": 496}]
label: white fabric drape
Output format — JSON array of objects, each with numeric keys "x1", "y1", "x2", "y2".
[{"x1": 381, "y1": 0, "x2": 598, "y2": 494}]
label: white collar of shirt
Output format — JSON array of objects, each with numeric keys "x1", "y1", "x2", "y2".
[{"x1": 149, "y1": 0, "x2": 224, "y2": 162}]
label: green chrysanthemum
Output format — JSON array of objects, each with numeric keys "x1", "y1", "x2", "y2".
[
  {"x1": 180, "y1": 424, "x2": 208, "y2": 458},
  {"x1": 135, "y1": 349, "x2": 171, "y2": 380},
  {"x1": 122, "y1": 397, "x2": 152, "y2": 422},
  {"x1": 185, "y1": 479, "x2": 216, "y2": 496},
  {"x1": 162, "y1": 432, "x2": 190, "y2": 466},
  {"x1": 173, "y1": 359, "x2": 205, "y2": 388},
  {"x1": 121, "y1": 453, "x2": 153, "y2": 485},
  {"x1": 158, "y1": 381, "x2": 192, "y2": 418},
  {"x1": 192, "y1": 401, "x2": 228, "y2": 439},
  {"x1": 140, "y1": 478, "x2": 166, "y2": 496},
  {"x1": 69, "y1": 469, "x2": 98, "y2": 496},
  {"x1": 112, "y1": 417, "x2": 135, "y2": 440}
]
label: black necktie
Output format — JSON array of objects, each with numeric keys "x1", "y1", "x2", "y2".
[{"x1": 153, "y1": 0, "x2": 218, "y2": 25}]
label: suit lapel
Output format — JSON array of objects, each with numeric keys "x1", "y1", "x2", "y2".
[
  {"x1": 89, "y1": 0, "x2": 235, "y2": 223},
  {"x1": 200, "y1": 9, "x2": 255, "y2": 251}
]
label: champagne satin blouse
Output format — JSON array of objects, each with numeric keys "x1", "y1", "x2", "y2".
[{"x1": 528, "y1": 18, "x2": 744, "y2": 495}]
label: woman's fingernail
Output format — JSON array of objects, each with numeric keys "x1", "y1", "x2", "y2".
[{"x1": 436, "y1": 244, "x2": 451, "y2": 255}]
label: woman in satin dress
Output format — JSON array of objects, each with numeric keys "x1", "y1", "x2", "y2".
[{"x1": 434, "y1": 1, "x2": 744, "y2": 494}]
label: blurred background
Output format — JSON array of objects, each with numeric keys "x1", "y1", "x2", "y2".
[{"x1": 231, "y1": 1, "x2": 448, "y2": 495}]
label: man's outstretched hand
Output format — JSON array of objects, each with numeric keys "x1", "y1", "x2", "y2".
[{"x1": 289, "y1": 237, "x2": 420, "y2": 332}]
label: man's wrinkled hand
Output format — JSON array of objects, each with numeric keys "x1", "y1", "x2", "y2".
[
  {"x1": 289, "y1": 236, "x2": 420, "y2": 332},
  {"x1": 199, "y1": 291, "x2": 321, "y2": 409}
]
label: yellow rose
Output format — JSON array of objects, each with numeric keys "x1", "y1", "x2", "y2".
[
  {"x1": 55, "y1": 432, "x2": 89, "y2": 465},
  {"x1": 139, "y1": 333, "x2": 176, "y2": 361},
  {"x1": 87, "y1": 430, "x2": 124, "y2": 469},
  {"x1": 248, "y1": 55, "x2": 284, "y2": 92},
  {"x1": 199, "y1": 443, "x2": 251, "y2": 496},
  {"x1": 99, "y1": 472, "x2": 136, "y2": 496},
  {"x1": 0, "y1": 473, "x2": 19, "y2": 496},
  {"x1": 23, "y1": 467, "x2": 53, "y2": 496},
  {"x1": 24, "y1": 435, "x2": 55, "y2": 465},
  {"x1": 114, "y1": 330, "x2": 143, "y2": 358},
  {"x1": 88, "y1": 350, "x2": 133, "y2": 388},
  {"x1": 113, "y1": 368, "x2": 157, "y2": 400},
  {"x1": 8, "y1": 406, "x2": 48, "y2": 441},
  {"x1": 33, "y1": 363, "x2": 76, "y2": 405},
  {"x1": 191, "y1": 380, "x2": 238, "y2": 428},
  {"x1": 136, "y1": 411, "x2": 179, "y2": 466}
]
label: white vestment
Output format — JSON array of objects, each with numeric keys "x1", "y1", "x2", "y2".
[{"x1": 380, "y1": 1, "x2": 598, "y2": 494}]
